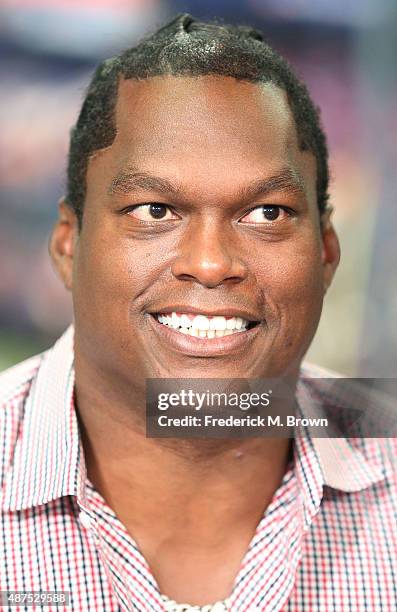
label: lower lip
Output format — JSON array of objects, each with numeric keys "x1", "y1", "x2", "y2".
[{"x1": 147, "y1": 314, "x2": 263, "y2": 357}]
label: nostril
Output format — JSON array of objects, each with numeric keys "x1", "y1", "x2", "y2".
[{"x1": 175, "y1": 273, "x2": 197, "y2": 282}]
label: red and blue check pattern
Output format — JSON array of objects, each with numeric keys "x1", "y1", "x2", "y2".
[{"x1": 1, "y1": 326, "x2": 396, "y2": 611}]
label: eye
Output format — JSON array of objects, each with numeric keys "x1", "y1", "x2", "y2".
[
  {"x1": 127, "y1": 203, "x2": 179, "y2": 221},
  {"x1": 239, "y1": 205, "x2": 290, "y2": 224}
]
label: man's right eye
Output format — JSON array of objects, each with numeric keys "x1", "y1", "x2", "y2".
[{"x1": 127, "y1": 203, "x2": 180, "y2": 221}]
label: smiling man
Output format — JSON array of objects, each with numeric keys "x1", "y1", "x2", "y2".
[{"x1": 1, "y1": 14, "x2": 396, "y2": 612}]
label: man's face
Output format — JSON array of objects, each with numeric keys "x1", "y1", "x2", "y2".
[{"x1": 52, "y1": 75, "x2": 339, "y2": 388}]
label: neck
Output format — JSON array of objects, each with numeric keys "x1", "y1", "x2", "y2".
[
  {"x1": 74, "y1": 360, "x2": 293, "y2": 527},
  {"x1": 74, "y1": 358, "x2": 294, "y2": 603}
]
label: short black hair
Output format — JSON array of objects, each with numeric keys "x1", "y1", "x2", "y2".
[{"x1": 67, "y1": 13, "x2": 329, "y2": 226}]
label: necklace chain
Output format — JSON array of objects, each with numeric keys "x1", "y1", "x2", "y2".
[{"x1": 161, "y1": 594, "x2": 230, "y2": 611}]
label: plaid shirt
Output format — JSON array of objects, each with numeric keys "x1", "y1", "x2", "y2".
[{"x1": 1, "y1": 326, "x2": 396, "y2": 611}]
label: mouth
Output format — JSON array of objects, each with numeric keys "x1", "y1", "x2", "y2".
[
  {"x1": 152, "y1": 311, "x2": 258, "y2": 338},
  {"x1": 147, "y1": 310, "x2": 263, "y2": 357}
]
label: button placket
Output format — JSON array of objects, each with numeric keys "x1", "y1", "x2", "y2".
[
  {"x1": 79, "y1": 510, "x2": 101, "y2": 547},
  {"x1": 79, "y1": 511, "x2": 93, "y2": 530}
]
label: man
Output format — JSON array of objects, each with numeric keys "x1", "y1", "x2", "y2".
[{"x1": 0, "y1": 13, "x2": 396, "y2": 612}]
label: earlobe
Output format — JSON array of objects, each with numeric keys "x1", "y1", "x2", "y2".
[
  {"x1": 49, "y1": 199, "x2": 79, "y2": 291},
  {"x1": 320, "y1": 206, "x2": 341, "y2": 295}
]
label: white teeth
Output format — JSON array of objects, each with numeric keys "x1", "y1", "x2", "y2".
[
  {"x1": 155, "y1": 311, "x2": 253, "y2": 337},
  {"x1": 171, "y1": 312, "x2": 179, "y2": 329},
  {"x1": 180, "y1": 314, "x2": 191, "y2": 328},
  {"x1": 209, "y1": 316, "x2": 227, "y2": 331},
  {"x1": 192, "y1": 315, "x2": 210, "y2": 331}
]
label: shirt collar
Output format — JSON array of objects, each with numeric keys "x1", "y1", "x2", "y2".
[
  {"x1": 0, "y1": 325, "x2": 88, "y2": 511},
  {"x1": 0, "y1": 327, "x2": 391, "y2": 512},
  {"x1": 296, "y1": 371, "x2": 390, "y2": 490}
]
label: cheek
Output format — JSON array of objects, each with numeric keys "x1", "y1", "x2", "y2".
[
  {"x1": 73, "y1": 232, "x2": 161, "y2": 321},
  {"x1": 72, "y1": 233, "x2": 166, "y2": 369},
  {"x1": 254, "y1": 237, "x2": 324, "y2": 326}
]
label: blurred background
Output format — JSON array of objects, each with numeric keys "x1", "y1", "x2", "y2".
[{"x1": 0, "y1": 0, "x2": 396, "y2": 376}]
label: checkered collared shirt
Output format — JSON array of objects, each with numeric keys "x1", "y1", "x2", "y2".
[{"x1": 1, "y1": 326, "x2": 396, "y2": 611}]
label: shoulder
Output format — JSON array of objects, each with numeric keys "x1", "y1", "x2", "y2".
[
  {"x1": 0, "y1": 353, "x2": 43, "y2": 408},
  {"x1": 300, "y1": 361, "x2": 344, "y2": 379},
  {"x1": 0, "y1": 353, "x2": 44, "y2": 487},
  {"x1": 299, "y1": 361, "x2": 397, "y2": 481}
]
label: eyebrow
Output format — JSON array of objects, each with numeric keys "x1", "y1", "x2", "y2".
[
  {"x1": 108, "y1": 166, "x2": 306, "y2": 200},
  {"x1": 240, "y1": 167, "x2": 306, "y2": 200},
  {"x1": 108, "y1": 169, "x2": 179, "y2": 196}
]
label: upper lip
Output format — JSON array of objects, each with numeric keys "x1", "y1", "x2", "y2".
[{"x1": 147, "y1": 305, "x2": 262, "y2": 322}]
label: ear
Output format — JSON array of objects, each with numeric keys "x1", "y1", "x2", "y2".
[
  {"x1": 320, "y1": 205, "x2": 340, "y2": 295},
  {"x1": 49, "y1": 198, "x2": 79, "y2": 291}
]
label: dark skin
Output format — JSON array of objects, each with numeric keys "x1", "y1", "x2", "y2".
[{"x1": 50, "y1": 75, "x2": 340, "y2": 605}]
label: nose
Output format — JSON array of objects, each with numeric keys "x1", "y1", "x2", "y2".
[{"x1": 171, "y1": 217, "x2": 248, "y2": 288}]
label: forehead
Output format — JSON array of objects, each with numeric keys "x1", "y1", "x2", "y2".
[
  {"x1": 115, "y1": 75, "x2": 295, "y2": 157},
  {"x1": 88, "y1": 75, "x2": 316, "y2": 201}
]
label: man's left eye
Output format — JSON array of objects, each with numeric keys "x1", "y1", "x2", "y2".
[
  {"x1": 239, "y1": 205, "x2": 290, "y2": 224},
  {"x1": 127, "y1": 203, "x2": 179, "y2": 221}
]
